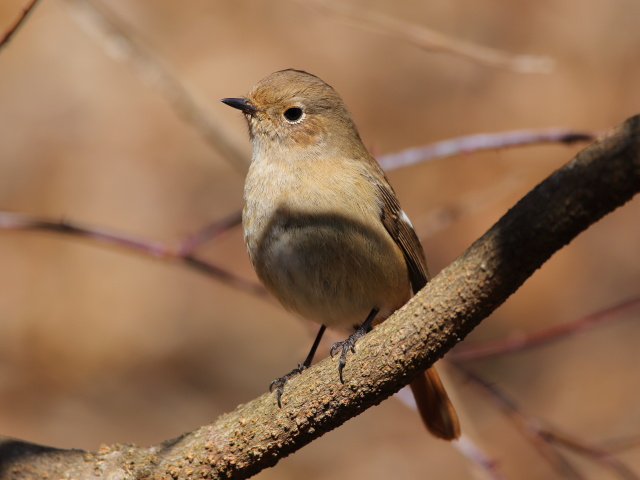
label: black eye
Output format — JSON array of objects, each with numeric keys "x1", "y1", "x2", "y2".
[{"x1": 283, "y1": 107, "x2": 303, "y2": 122}]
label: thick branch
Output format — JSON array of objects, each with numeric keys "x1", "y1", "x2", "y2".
[{"x1": 1, "y1": 115, "x2": 639, "y2": 479}]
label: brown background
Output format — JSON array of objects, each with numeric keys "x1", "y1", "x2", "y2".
[{"x1": 1, "y1": 1, "x2": 639, "y2": 478}]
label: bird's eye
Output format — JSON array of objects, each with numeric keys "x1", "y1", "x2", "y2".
[{"x1": 283, "y1": 107, "x2": 303, "y2": 123}]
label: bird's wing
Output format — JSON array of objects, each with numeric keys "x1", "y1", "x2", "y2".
[{"x1": 374, "y1": 178, "x2": 430, "y2": 292}]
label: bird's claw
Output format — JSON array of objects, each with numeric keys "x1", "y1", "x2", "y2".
[
  {"x1": 330, "y1": 329, "x2": 366, "y2": 383},
  {"x1": 269, "y1": 363, "x2": 306, "y2": 407}
]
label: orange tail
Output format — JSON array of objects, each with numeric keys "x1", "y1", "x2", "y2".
[{"x1": 409, "y1": 367, "x2": 460, "y2": 440}]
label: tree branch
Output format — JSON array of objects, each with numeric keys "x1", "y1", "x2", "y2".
[
  {"x1": 0, "y1": 211, "x2": 265, "y2": 297},
  {"x1": 451, "y1": 294, "x2": 640, "y2": 361},
  {"x1": 65, "y1": 0, "x2": 249, "y2": 173},
  {"x1": 376, "y1": 128, "x2": 597, "y2": 171},
  {"x1": 0, "y1": 0, "x2": 41, "y2": 52},
  {"x1": 1, "y1": 115, "x2": 639, "y2": 479},
  {"x1": 293, "y1": 0, "x2": 554, "y2": 73}
]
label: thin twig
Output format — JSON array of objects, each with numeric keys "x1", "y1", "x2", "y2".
[
  {"x1": 455, "y1": 435, "x2": 510, "y2": 480},
  {"x1": 0, "y1": 0, "x2": 42, "y2": 52},
  {"x1": 294, "y1": 0, "x2": 554, "y2": 73},
  {"x1": 0, "y1": 211, "x2": 265, "y2": 297},
  {"x1": 544, "y1": 431, "x2": 639, "y2": 480},
  {"x1": 177, "y1": 210, "x2": 242, "y2": 256},
  {"x1": 459, "y1": 361, "x2": 640, "y2": 479},
  {"x1": 602, "y1": 436, "x2": 640, "y2": 454},
  {"x1": 65, "y1": 0, "x2": 249, "y2": 173},
  {"x1": 451, "y1": 295, "x2": 640, "y2": 361},
  {"x1": 415, "y1": 172, "x2": 524, "y2": 241},
  {"x1": 394, "y1": 387, "x2": 510, "y2": 479},
  {"x1": 378, "y1": 128, "x2": 597, "y2": 171},
  {"x1": 455, "y1": 363, "x2": 639, "y2": 480},
  {"x1": 453, "y1": 362, "x2": 587, "y2": 479}
]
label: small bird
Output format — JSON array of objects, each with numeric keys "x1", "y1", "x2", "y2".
[{"x1": 222, "y1": 69, "x2": 460, "y2": 440}]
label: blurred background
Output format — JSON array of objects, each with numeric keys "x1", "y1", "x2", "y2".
[{"x1": 1, "y1": 0, "x2": 639, "y2": 478}]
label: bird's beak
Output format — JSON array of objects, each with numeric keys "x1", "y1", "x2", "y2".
[{"x1": 221, "y1": 97, "x2": 258, "y2": 115}]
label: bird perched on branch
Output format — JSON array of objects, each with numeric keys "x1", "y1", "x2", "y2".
[{"x1": 222, "y1": 69, "x2": 460, "y2": 440}]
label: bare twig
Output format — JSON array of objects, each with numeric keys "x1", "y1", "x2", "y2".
[
  {"x1": 453, "y1": 362, "x2": 586, "y2": 479},
  {"x1": 454, "y1": 362, "x2": 639, "y2": 480},
  {"x1": 0, "y1": 211, "x2": 265, "y2": 297},
  {"x1": 65, "y1": 0, "x2": 249, "y2": 173},
  {"x1": 378, "y1": 128, "x2": 597, "y2": 171},
  {"x1": 0, "y1": 114, "x2": 638, "y2": 479},
  {"x1": 394, "y1": 387, "x2": 510, "y2": 479},
  {"x1": 177, "y1": 210, "x2": 242, "y2": 255},
  {"x1": 0, "y1": 0, "x2": 41, "y2": 52},
  {"x1": 602, "y1": 435, "x2": 640, "y2": 454},
  {"x1": 415, "y1": 172, "x2": 525, "y2": 241},
  {"x1": 294, "y1": 0, "x2": 554, "y2": 73},
  {"x1": 455, "y1": 435, "x2": 510, "y2": 480},
  {"x1": 451, "y1": 295, "x2": 640, "y2": 361},
  {"x1": 545, "y1": 431, "x2": 639, "y2": 480}
]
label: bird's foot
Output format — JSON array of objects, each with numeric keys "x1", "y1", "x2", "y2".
[
  {"x1": 329, "y1": 307, "x2": 379, "y2": 383},
  {"x1": 269, "y1": 363, "x2": 307, "y2": 407}
]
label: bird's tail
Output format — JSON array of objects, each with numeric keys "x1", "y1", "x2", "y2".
[{"x1": 409, "y1": 366, "x2": 461, "y2": 440}]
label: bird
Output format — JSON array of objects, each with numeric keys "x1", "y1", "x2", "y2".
[{"x1": 222, "y1": 69, "x2": 460, "y2": 440}]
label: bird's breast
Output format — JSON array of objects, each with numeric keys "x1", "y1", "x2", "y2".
[{"x1": 243, "y1": 157, "x2": 410, "y2": 328}]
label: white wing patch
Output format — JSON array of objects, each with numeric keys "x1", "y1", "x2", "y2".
[{"x1": 399, "y1": 210, "x2": 414, "y2": 229}]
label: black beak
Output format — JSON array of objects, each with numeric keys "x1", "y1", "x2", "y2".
[{"x1": 221, "y1": 97, "x2": 257, "y2": 115}]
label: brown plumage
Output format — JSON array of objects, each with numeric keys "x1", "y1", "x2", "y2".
[{"x1": 223, "y1": 69, "x2": 460, "y2": 440}]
